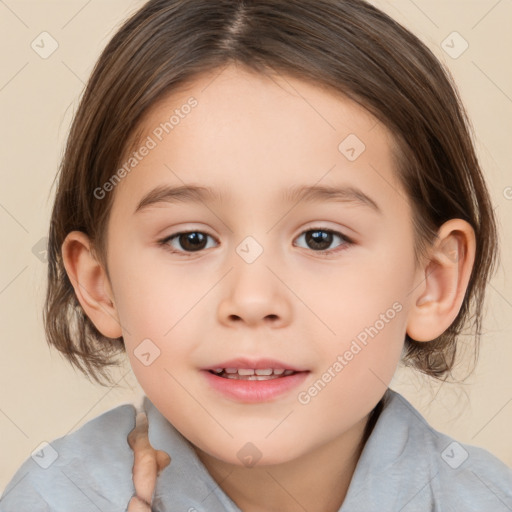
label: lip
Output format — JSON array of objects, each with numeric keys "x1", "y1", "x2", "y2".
[
  {"x1": 201, "y1": 357, "x2": 308, "y2": 372},
  {"x1": 202, "y1": 370, "x2": 309, "y2": 403}
]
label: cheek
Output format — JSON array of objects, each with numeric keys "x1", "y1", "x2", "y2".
[
  {"x1": 109, "y1": 253, "x2": 220, "y2": 396},
  {"x1": 304, "y1": 303, "x2": 406, "y2": 401},
  {"x1": 110, "y1": 248, "x2": 204, "y2": 338},
  {"x1": 304, "y1": 242, "x2": 414, "y2": 398},
  {"x1": 313, "y1": 250, "x2": 413, "y2": 345}
]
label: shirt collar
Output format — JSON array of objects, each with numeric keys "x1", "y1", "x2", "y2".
[{"x1": 142, "y1": 389, "x2": 433, "y2": 511}]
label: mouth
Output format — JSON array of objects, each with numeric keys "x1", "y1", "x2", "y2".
[
  {"x1": 207, "y1": 367, "x2": 298, "y2": 380},
  {"x1": 203, "y1": 357, "x2": 308, "y2": 380},
  {"x1": 201, "y1": 358, "x2": 309, "y2": 402}
]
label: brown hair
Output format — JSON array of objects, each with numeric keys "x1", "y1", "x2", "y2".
[{"x1": 45, "y1": 0, "x2": 498, "y2": 386}]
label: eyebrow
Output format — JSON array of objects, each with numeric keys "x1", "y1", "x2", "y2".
[
  {"x1": 134, "y1": 184, "x2": 222, "y2": 213},
  {"x1": 134, "y1": 183, "x2": 381, "y2": 214},
  {"x1": 283, "y1": 184, "x2": 381, "y2": 214}
]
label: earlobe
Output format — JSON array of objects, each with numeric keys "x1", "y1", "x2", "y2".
[
  {"x1": 406, "y1": 219, "x2": 476, "y2": 342},
  {"x1": 61, "y1": 231, "x2": 123, "y2": 339}
]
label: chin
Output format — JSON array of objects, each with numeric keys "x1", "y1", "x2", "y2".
[{"x1": 194, "y1": 437, "x2": 305, "y2": 468}]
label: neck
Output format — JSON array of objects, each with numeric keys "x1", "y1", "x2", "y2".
[{"x1": 193, "y1": 413, "x2": 373, "y2": 512}]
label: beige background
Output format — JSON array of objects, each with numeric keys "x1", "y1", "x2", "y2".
[{"x1": 1, "y1": 0, "x2": 511, "y2": 493}]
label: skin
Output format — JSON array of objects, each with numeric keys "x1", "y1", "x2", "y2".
[
  {"x1": 127, "y1": 412, "x2": 170, "y2": 511},
  {"x1": 62, "y1": 64, "x2": 475, "y2": 511}
]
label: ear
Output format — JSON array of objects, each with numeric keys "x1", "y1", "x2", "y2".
[
  {"x1": 406, "y1": 219, "x2": 476, "y2": 342},
  {"x1": 61, "y1": 231, "x2": 123, "y2": 339}
]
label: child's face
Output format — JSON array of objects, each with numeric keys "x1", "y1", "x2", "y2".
[{"x1": 105, "y1": 64, "x2": 423, "y2": 465}]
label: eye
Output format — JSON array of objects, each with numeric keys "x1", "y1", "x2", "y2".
[
  {"x1": 294, "y1": 228, "x2": 352, "y2": 255},
  {"x1": 160, "y1": 231, "x2": 218, "y2": 254},
  {"x1": 159, "y1": 227, "x2": 352, "y2": 256}
]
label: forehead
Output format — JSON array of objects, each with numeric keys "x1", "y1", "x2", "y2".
[{"x1": 112, "y1": 64, "x2": 407, "y2": 215}]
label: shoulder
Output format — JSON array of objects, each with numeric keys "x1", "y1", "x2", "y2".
[
  {"x1": 386, "y1": 390, "x2": 512, "y2": 510},
  {"x1": 0, "y1": 402, "x2": 137, "y2": 512}
]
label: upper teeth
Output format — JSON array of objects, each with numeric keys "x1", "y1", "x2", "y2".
[{"x1": 212, "y1": 368, "x2": 291, "y2": 376}]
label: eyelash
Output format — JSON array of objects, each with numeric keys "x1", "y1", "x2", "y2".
[{"x1": 158, "y1": 227, "x2": 354, "y2": 257}]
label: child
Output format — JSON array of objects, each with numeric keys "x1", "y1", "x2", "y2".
[{"x1": 1, "y1": 0, "x2": 511, "y2": 510}]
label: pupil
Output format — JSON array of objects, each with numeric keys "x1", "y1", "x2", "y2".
[
  {"x1": 307, "y1": 230, "x2": 331, "y2": 250},
  {"x1": 180, "y1": 232, "x2": 207, "y2": 251}
]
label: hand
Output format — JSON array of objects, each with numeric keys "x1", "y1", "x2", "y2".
[{"x1": 127, "y1": 411, "x2": 171, "y2": 511}]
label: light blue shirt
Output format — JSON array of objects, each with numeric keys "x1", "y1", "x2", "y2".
[{"x1": 1, "y1": 389, "x2": 511, "y2": 511}]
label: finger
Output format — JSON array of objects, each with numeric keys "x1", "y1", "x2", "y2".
[
  {"x1": 127, "y1": 494, "x2": 152, "y2": 512},
  {"x1": 128, "y1": 411, "x2": 171, "y2": 506},
  {"x1": 128, "y1": 412, "x2": 150, "y2": 450},
  {"x1": 155, "y1": 450, "x2": 171, "y2": 474},
  {"x1": 132, "y1": 441, "x2": 158, "y2": 502}
]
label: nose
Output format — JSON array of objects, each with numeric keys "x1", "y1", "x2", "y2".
[{"x1": 217, "y1": 258, "x2": 292, "y2": 329}]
